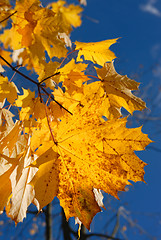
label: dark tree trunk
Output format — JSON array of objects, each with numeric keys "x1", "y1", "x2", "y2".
[
  {"x1": 45, "y1": 203, "x2": 52, "y2": 240},
  {"x1": 61, "y1": 208, "x2": 72, "y2": 240}
]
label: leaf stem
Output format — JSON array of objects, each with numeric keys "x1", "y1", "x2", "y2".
[{"x1": 44, "y1": 104, "x2": 57, "y2": 145}]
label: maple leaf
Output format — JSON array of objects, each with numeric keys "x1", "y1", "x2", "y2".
[
  {"x1": 0, "y1": 48, "x2": 12, "y2": 66},
  {"x1": 58, "y1": 59, "x2": 88, "y2": 94},
  {"x1": 73, "y1": 81, "x2": 120, "y2": 120},
  {"x1": 0, "y1": 154, "x2": 19, "y2": 212},
  {"x1": 29, "y1": 115, "x2": 151, "y2": 229},
  {"x1": 96, "y1": 62, "x2": 146, "y2": 115},
  {"x1": 75, "y1": 38, "x2": 118, "y2": 66},
  {"x1": 0, "y1": 0, "x2": 83, "y2": 73},
  {"x1": 6, "y1": 144, "x2": 38, "y2": 223},
  {"x1": 15, "y1": 88, "x2": 49, "y2": 134},
  {"x1": 0, "y1": 121, "x2": 22, "y2": 156},
  {"x1": 0, "y1": 101, "x2": 14, "y2": 137},
  {"x1": 49, "y1": 0, "x2": 83, "y2": 30},
  {"x1": 0, "y1": 76, "x2": 18, "y2": 104},
  {"x1": 53, "y1": 87, "x2": 83, "y2": 114},
  {"x1": 0, "y1": 0, "x2": 12, "y2": 28},
  {"x1": 0, "y1": 130, "x2": 27, "y2": 213},
  {"x1": 0, "y1": 129, "x2": 37, "y2": 220},
  {"x1": 37, "y1": 61, "x2": 60, "y2": 85}
]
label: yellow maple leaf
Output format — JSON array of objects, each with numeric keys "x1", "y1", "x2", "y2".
[
  {"x1": 0, "y1": 154, "x2": 19, "y2": 212},
  {"x1": 37, "y1": 61, "x2": 60, "y2": 85},
  {"x1": 78, "y1": 81, "x2": 121, "y2": 119},
  {"x1": 0, "y1": 0, "x2": 12, "y2": 28},
  {"x1": 7, "y1": 144, "x2": 38, "y2": 223},
  {"x1": 16, "y1": 88, "x2": 35, "y2": 120},
  {"x1": 30, "y1": 115, "x2": 151, "y2": 229},
  {"x1": 0, "y1": 28, "x2": 22, "y2": 50},
  {"x1": 58, "y1": 59, "x2": 88, "y2": 94},
  {"x1": 15, "y1": 88, "x2": 46, "y2": 123},
  {"x1": 50, "y1": 0, "x2": 83, "y2": 30},
  {"x1": 0, "y1": 76, "x2": 18, "y2": 104},
  {"x1": 75, "y1": 38, "x2": 118, "y2": 66},
  {"x1": 53, "y1": 87, "x2": 83, "y2": 114},
  {"x1": 0, "y1": 48, "x2": 12, "y2": 66},
  {"x1": 0, "y1": 0, "x2": 68, "y2": 70},
  {"x1": 96, "y1": 62, "x2": 146, "y2": 115},
  {"x1": 29, "y1": 148, "x2": 59, "y2": 209},
  {"x1": 0, "y1": 164, "x2": 15, "y2": 212},
  {"x1": 0, "y1": 121, "x2": 22, "y2": 156},
  {"x1": 0, "y1": 102, "x2": 14, "y2": 137}
]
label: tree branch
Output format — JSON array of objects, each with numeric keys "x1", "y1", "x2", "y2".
[
  {"x1": 108, "y1": 211, "x2": 120, "y2": 240},
  {"x1": 0, "y1": 55, "x2": 73, "y2": 115},
  {"x1": 0, "y1": 55, "x2": 38, "y2": 85}
]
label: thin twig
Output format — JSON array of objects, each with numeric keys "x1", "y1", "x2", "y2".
[
  {"x1": 108, "y1": 211, "x2": 120, "y2": 240},
  {"x1": 41, "y1": 86, "x2": 73, "y2": 115},
  {"x1": 0, "y1": 10, "x2": 17, "y2": 24},
  {"x1": 39, "y1": 72, "x2": 60, "y2": 84},
  {"x1": 0, "y1": 55, "x2": 38, "y2": 85},
  {"x1": 58, "y1": 49, "x2": 77, "y2": 69},
  {"x1": 0, "y1": 55, "x2": 73, "y2": 115}
]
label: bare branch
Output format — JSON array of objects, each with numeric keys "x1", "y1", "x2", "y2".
[{"x1": 0, "y1": 55, "x2": 73, "y2": 115}]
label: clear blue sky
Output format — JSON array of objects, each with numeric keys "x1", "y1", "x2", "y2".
[{"x1": 0, "y1": 0, "x2": 161, "y2": 239}]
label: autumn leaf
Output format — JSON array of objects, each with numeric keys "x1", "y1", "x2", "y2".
[
  {"x1": 53, "y1": 87, "x2": 82, "y2": 114},
  {"x1": 7, "y1": 144, "x2": 38, "y2": 223},
  {"x1": 0, "y1": 163, "x2": 15, "y2": 213},
  {"x1": 0, "y1": 76, "x2": 18, "y2": 104},
  {"x1": 96, "y1": 62, "x2": 146, "y2": 115},
  {"x1": 15, "y1": 88, "x2": 46, "y2": 133},
  {"x1": 58, "y1": 59, "x2": 88, "y2": 94},
  {"x1": 0, "y1": 48, "x2": 12, "y2": 66},
  {"x1": 75, "y1": 38, "x2": 118, "y2": 66},
  {"x1": 0, "y1": 154, "x2": 20, "y2": 212},
  {"x1": 49, "y1": 0, "x2": 83, "y2": 30},
  {"x1": 30, "y1": 148, "x2": 59, "y2": 210},
  {"x1": 0, "y1": 0, "x2": 83, "y2": 73},
  {"x1": 0, "y1": 0, "x2": 12, "y2": 28},
  {"x1": 29, "y1": 115, "x2": 151, "y2": 229},
  {"x1": 0, "y1": 121, "x2": 22, "y2": 156},
  {"x1": 0, "y1": 101, "x2": 14, "y2": 137}
]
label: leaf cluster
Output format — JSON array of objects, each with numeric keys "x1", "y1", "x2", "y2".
[{"x1": 0, "y1": 0, "x2": 151, "y2": 230}]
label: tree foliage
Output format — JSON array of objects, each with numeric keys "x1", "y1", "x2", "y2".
[{"x1": 0, "y1": 0, "x2": 151, "y2": 230}]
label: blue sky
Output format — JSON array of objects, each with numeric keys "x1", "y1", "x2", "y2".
[{"x1": 0, "y1": 0, "x2": 161, "y2": 239}]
